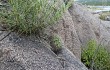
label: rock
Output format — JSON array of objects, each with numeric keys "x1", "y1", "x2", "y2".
[
  {"x1": 44, "y1": 10, "x2": 81, "y2": 59},
  {"x1": 0, "y1": 31, "x2": 88, "y2": 70},
  {"x1": 68, "y1": 3, "x2": 98, "y2": 46},
  {"x1": 106, "y1": 16, "x2": 110, "y2": 21},
  {"x1": 58, "y1": 47, "x2": 88, "y2": 70},
  {"x1": 45, "y1": 2, "x2": 110, "y2": 60},
  {"x1": 68, "y1": 3, "x2": 110, "y2": 49}
]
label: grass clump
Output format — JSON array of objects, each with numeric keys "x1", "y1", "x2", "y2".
[
  {"x1": 81, "y1": 40, "x2": 110, "y2": 70},
  {"x1": 99, "y1": 14, "x2": 106, "y2": 20},
  {"x1": 99, "y1": 11, "x2": 110, "y2": 21},
  {"x1": 49, "y1": 35, "x2": 62, "y2": 54},
  {"x1": 0, "y1": 0, "x2": 73, "y2": 34}
]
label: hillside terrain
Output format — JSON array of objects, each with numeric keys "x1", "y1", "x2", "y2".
[{"x1": 0, "y1": 0, "x2": 110, "y2": 70}]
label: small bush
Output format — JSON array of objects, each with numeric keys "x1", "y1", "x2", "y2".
[
  {"x1": 0, "y1": 0, "x2": 73, "y2": 34},
  {"x1": 99, "y1": 11, "x2": 110, "y2": 21},
  {"x1": 99, "y1": 14, "x2": 106, "y2": 20},
  {"x1": 49, "y1": 35, "x2": 62, "y2": 54},
  {"x1": 81, "y1": 40, "x2": 110, "y2": 70}
]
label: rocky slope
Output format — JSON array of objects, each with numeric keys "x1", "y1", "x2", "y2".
[
  {"x1": 0, "y1": 32, "x2": 88, "y2": 70},
  {"x1": 48, "y1": 2, "x2": 110, "y2": 67},
  {"x1": 1, "y1": 1, "x2": 110, "y2": 70},
  {"x1": 68, "y1": 3, "x2": 110, "y2": 48}
]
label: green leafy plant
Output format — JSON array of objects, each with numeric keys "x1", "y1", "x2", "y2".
[
  {"x1": 0, "y1": 0, "x2": 73, "y2": 34},
  {"x1": 81, "y1": 40, "x2": 97, "y2": 68},
  {"x1": 81, "y1": 40, "x2": 110, "y2": 70}
]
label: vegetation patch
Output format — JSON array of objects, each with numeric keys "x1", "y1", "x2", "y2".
[
  {"x1": 81, "y1": 40, "x2": 110, "y2": 70},
  {"x1": 99, "y1": 11, "x2": 110, "y2": 21},
  {"x1": 0, "y1": 0, "x2": 73, "y2": 35},
  {"x1": 49, "y1": 35, "x2": 62, "y2": 54}
]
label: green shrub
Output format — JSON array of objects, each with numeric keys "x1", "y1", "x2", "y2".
[
  {"x1": 50, "y1": 35, "x2": 62, "y2": 54},
  {"x1": 0, "y1": 0, "x2": 73, "y2": 34},
  {"x1": 81, "y1": 40, "x2": 110, "y2": 70}
]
